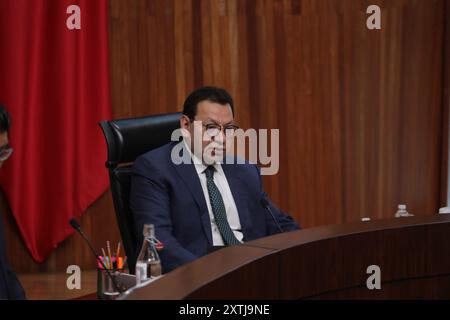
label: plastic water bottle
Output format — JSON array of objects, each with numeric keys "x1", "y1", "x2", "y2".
[
  {"x1": 135, "y1": 224, "x2": 162, "y2": 286},
  {"x1": 395, "y1": 204, "x2": 413, "y2": 218},
  {"x1": 439, "y1": 207, "x2": 450, "y2": 214}
]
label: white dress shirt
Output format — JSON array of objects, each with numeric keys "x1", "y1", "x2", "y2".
[{"x1": 184, "y1": 141, "x2": 243, "y2": 245}]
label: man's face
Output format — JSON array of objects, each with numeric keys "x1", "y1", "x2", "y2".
[
  {"x1": 180, "y1": 100, "x2": 235, "y2": 164},
  {"x1": 0, "y1": 132, "x2": 9, "y2": 168}
]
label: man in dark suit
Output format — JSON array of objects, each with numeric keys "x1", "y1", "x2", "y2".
[
  {"x1": 130, "y1": 87, "x2": 300, "y2": 273},
  {"x1": 0, "y1": 104, "x2": 26, "y2": 299}
]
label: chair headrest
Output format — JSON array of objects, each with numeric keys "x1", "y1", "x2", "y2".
[{"x1": 100, "y1": 112, "x2": 182, "y2": 167}]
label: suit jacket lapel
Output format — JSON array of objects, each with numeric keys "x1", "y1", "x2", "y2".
[{"x1": 172, "y1": 144, "x2": 213, "y2": 246}]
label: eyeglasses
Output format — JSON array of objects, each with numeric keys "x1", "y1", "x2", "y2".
[
  {"x1": 202, "y1": 123, "x2": 240, "y2": 137},
  {"x1": 0, "y1": 144, "x2": 13, "y2": 162}
]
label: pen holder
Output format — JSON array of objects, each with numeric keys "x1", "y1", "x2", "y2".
[{"x1": 97, "y1": 268, "x2": 123, "y2": 300}]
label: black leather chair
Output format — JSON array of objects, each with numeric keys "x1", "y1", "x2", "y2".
[{"x1": 99, "y1": 112, "x2": 182, "y2": 273}]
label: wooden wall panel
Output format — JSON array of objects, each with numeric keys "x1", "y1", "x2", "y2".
[
  {"x1": 440, "y1": 0, "x2": 450, "y2": 205},
  {"x1": 2, "y1": 0, "x2": 447, "y2": 273}
]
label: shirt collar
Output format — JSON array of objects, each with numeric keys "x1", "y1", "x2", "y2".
[{"x1": 183, "y1": 139, "x2": 222, "y2": 176}]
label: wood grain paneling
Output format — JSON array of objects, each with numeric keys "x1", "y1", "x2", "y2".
[
  {"x1": 1, "y1": 0, "x2": 447, "y2": 273},
  {"x1": 440, "y1": 0, "x2": 450, "y2": 205}
]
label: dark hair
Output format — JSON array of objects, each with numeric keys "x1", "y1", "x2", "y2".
[
  {"x1": 182, "y1": 86, "x2": 234, "y2": 120},
  {"x1": 0, "y1": 104, "x2": 11, "y2": 133}
]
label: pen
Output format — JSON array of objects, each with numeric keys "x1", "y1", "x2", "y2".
[
  {"x1": 107, "y1": 241, "x2": 112, "y2": 269},
  {"x1": 101, "y1": 248, "x2": 108, "y2": 269},
  {"x1": 116, "y1": 242, "x2": 121, "y2": 260},
  {"x1": 105, "y1": 256, "x2": 110, "y2": 270}
]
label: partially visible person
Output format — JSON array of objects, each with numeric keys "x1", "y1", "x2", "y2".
[{"x1": 0, "y1": 104, "x2": 26, "y2": 300}]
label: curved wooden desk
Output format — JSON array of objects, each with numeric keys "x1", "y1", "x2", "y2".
[{"x1": 123, "y1": 215, "x2": 450, "y2": 299}]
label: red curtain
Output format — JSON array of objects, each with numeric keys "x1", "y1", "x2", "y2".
[{"x1": 0, "y1": 0, "x2": 111, "y2": 262}]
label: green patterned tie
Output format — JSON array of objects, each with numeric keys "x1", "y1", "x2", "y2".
[{"x1": 204, "y1": 166, "x2": 241, "y2": 245}]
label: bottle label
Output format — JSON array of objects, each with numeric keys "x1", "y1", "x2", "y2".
[{"x1": 135, "y1": 262, "x2": 148, "y2": 285}]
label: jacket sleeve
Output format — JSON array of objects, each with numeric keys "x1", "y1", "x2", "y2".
[
  {"x1": 0, "y1": 214, "x2": 26, "y2": 299},
  {"x1": 130, "y1": 156, "x2": 197, "y2": 273}
]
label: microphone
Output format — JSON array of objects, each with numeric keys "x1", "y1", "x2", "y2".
[
  {"x1": 69, "y1": 218, "x2": 124, "y2": 294},
  {"x1": 260, "y1": 197, "x2": 283, "y2": 233}
]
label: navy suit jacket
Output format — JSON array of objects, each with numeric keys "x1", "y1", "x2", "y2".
[
  {"x1": 0, "y1": 213, "x2": 26, "y2": 300},
  {"x1": 130, "y1": 141, "x2": 300, "y2": 273}
]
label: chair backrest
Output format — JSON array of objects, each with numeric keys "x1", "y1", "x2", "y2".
[{"x1": 99, "y1": 112, "x2": 182, "y2": 273}]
